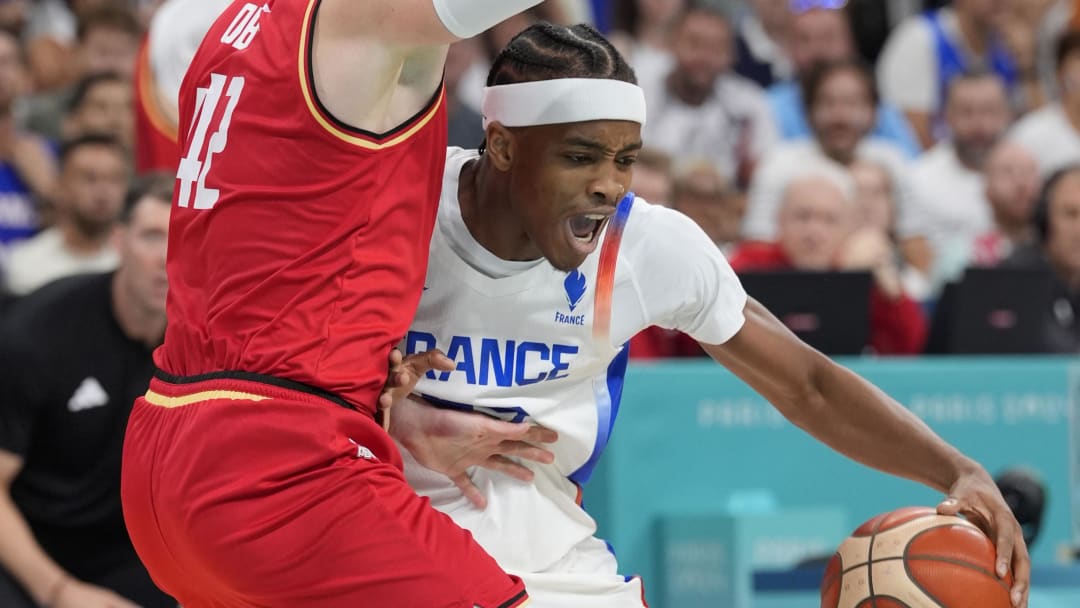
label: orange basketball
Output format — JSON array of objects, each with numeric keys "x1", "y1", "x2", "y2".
[{"x1": 820, "y1": 506, "x2": 1013, "y2": 608}]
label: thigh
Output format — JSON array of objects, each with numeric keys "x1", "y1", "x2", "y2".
[{"x1": 136, "y1": 397, "x2": 526, "y2": 608}]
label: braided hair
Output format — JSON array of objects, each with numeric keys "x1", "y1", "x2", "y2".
[
  {"x1": 478, "y1": 23, "x2": 637, "y2": 152},
  {"x1": 486, "y1": 22, "x2": 637, "y2": 87}
]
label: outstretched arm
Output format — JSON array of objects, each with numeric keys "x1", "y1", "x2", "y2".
[{"x1": 701, "y1": 298, "x2": 1029, "y2": 608}]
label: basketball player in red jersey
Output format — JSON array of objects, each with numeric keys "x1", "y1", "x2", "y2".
[
  {"x1": 121, "y1": 1, "x2": 556, "y2": 606},
  {"x1": 133, "y1": 0, "x2": 233, "y2": 173}
]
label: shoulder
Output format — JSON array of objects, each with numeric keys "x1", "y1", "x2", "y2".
[
  {"x1": 1010, "y1": 105, "x2": 1062, "y2": 140},
  {"x1": 620, "y1": 198, "x2": 724, "y2": 272},
  {"x1": 911, "y1": 143, "x2": 953, "y2": 176},
  {"x1": 884, "y1": 13, "x2": 936, "y2": 51}
]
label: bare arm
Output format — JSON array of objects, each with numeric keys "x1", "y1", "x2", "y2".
[
  {"x1": 0, "y1": 450, "x2": 63, "y2": 604},
  {"x1": 700, "y1": 298, "x2": 1029, "y2": 606},
  {"x1": 0, "y1": 451, "x2": 139, "y2": 608},
  {"x1": 703, "y1": 298, "x2": 969, "y2": 491},
  {"x1": 904, "y1": 110, "x2": 935, "y2": 151},
  {"x1": 313, "y1": 0, "x2": 542, "y2": 134}
]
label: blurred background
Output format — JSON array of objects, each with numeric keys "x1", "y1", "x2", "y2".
[{"x1": 0, "y1": 0, "x2": 1077, "y2": 607}]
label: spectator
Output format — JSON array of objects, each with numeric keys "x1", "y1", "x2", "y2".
[
  {"x1": 971, "y1": 140, "x2": 1041, "y2": 267},
  {"x1": 997, "y1": 165, "x2": 1080, "y2": 351},
  {"x1": 23, "y1": 6, "x2": 141, "y2": 141},
  {"x1": 0, "y1": 173, "x2": 175, "y2": 608},
  {"x1": 851, "y1": 159, "x2": 932, "y2": 300},
  {"x1": 768, "y1": 2, "x2": 920, "y2": 157},
  {"x1": 62, "y1": 72, "x2": 133, "y2": 148},
  {"x1": 672, "y1": 159, "x2": 743, "y2": 253},
  {"x1": 610, "y1": 0, "x2": 686, "y2": 67},
  {"x1": 910, "y1": 70, "x2": 1012, "y2": 288},
  {"x1": 730, "y1": 170, "x2": 928, "y2": 355},
  {"x1": 0, "y1": 30, "x2": 58, "y2": 258},
  {"x1": 5, "y1": 135, "x2": 127, "y2": 295},
  {"x1": 1010, "y1": 31, "x2": 1080, "y2": 177},
  {"x1": 638, "y1": 1, "x2": 778, "y2": 188},
  {"x1": 733, "y1": 0, "x2": 793, "y2": 88},
  {"x1": 629, "y1": 147, "x2": 674, "y2": 206},
  {"x1": 743, "y1": 59, "x2": 932, "y2": 275},
  {"x1": 877, "y1": 0, "x2": 1022, "y2": 149}
]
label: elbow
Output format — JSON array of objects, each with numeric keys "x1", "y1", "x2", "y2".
[{"x1": 778, "y1": 350, "x2": 833, "y2": 430}]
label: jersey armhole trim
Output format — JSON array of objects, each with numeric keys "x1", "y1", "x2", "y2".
[
  {"x1": 136, "y1": 37, "x2": 179, "y2": 143},
  {"x1": 298, "y1": 0, "x2": 445, "y2": 150}
]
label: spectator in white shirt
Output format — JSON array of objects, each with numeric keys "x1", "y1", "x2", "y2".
[
  {"x1": 743, "y1": 58, "x2": 932, "y2": 275},
  {"x1": 637, "y1": 1, "x2": 778, "y2": 189},
  {"x1": 4, "y1": 135, "x2": 126, "y2": 295},
  {"x1": 1010, "y1": 31, "x2": 1080, "y2": 177},
  {"x1": 910, "y1": 70, "x2": 1012, "y2": 288},
  {"x1": 876, "y1": 0, "x2": 1019, "y2": 149}
]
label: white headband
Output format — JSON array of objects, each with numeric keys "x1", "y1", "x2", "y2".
[{"x1": 481, "y1": 78, "x2": 647, "y2": 129}]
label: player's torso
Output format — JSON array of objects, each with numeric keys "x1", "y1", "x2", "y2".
[
  {"x1": 159, "y1": 0, "x2": 447, "y2": 412},
  {"x1": 401, "y1": 150, "x2": 635, "y2": 572}
]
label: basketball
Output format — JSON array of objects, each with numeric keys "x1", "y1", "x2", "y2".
[{"x1": 820, "y1": 506, "x2": 1013, "y2": 608}]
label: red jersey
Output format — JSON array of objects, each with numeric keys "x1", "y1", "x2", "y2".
[
  {"x1": 157, "y1": 0, "x2": 448, "y2": 414},
  {"x1": 134, "y1": 37, "x2": 179, "y2": 173}
]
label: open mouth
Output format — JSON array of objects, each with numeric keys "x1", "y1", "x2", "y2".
[{"x1": 568, "y1": 213, "x2": 609, "y2": 245}]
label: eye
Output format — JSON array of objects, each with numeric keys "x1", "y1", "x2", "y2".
[
  {"x1": 617, "y1": 156, "x2": 638, "y2": 168},
  {"x1": 564, "y1": 154, "x2": 592, "y2": 164}
]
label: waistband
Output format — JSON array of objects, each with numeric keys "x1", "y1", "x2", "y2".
[{"x1": 146, "y1": 368, "x2": 360, "y2": 412}]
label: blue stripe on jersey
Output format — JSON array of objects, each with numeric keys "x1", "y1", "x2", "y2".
[{"x1": 569, "y1": 344, "x2": 630, "y2": 485}]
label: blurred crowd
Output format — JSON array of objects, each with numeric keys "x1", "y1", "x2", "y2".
[
  {"x1": 0, "y1": 1, "x2": 1074, "y2": 605},
  {"x1": 0, "y1": 0, "x2": 1075, "y2": 348}
]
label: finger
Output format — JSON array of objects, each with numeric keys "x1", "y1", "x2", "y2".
[
  {"x1": 521, "y1": 425, "x2": 558, "y2": 444},
  {"x1": 482, "y1": 455, "x2": 536, "y2": 482},
  {"x1": 377, "y1": 391, "x2": 393, "y2": 411},
  {"x1": 936, "y1": 496, "x2": 961, "y2": 516},
  {"x1": 387, "y1": 348, "x2": 403, "y2": 367},
  {"x1": 497, "y1": 440, "x2": 555, "y2": 464},
  {"x1": 993, "y1": 518, "x2": 1016, "y2": 580},
  {"x1": 1010, "y1": 536, "x2": 1032, "y2": 607},
  {"x1": 481, "y1": 418, "x2": 536, "y2": 441},
  {"x1": 404, "y1": 349, "x2": 455, "y2": 375},
  {"x1": 450, "y1": 472, "x2": 487, "y2": 509}
]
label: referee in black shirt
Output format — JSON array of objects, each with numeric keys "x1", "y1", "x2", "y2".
[{"x1": 0, "y1": 173, "x2": 176, "y2": 608}]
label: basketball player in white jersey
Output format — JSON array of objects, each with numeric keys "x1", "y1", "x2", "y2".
[{"x1": 393, "y1": 22, "x2": 1031, "y2": 608}]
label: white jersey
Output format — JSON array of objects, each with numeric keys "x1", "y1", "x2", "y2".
[{"x1": 401, "y1": 148, "x2": 747, "y2": 605}]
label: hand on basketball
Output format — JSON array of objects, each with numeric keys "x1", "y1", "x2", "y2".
[
  {"x1": 51, "y1": 578, "x2": 141, "y2": 608},
  {"x1": 937, "y1": 470, "x2": 1031, "y2": 607},
  {"x1": 390, "y1": 394, "x2": 558, "y2": 509}
]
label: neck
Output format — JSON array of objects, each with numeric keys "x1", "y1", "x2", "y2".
[
  {"x1": 666, "y1": 71, "x2": 709, "y2": 106},
  {"x1": 1062, "y1": 97, "x2": 1080, "y2": 133},
  {"x1": 954, "y1": 9, "x2": 989, "y2": 57},
  {"x1": 111, "y1": 271, "x2": 165, "y2": 349},
  {"x1": 459, "y1": 157, "x2": 540, "y2": 262},
  {"x1": 59, "y1": 220, "x2": 110, "y2": 254},
  {"x1": 993, "y1": 212, "x2": 1034, "y2": 244}
]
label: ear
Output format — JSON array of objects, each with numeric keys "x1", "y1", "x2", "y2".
[{"x1": 485, "y1": 122, "x2": 515, "y2": 172}]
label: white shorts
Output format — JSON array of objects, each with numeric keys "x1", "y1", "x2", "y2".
[{"x1": 512, "y1": 536, "x2": 648, "y2": 608}]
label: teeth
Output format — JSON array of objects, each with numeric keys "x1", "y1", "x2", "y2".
[{"x1": 584, "y1": 214, "x2": 606, "y2": 220}]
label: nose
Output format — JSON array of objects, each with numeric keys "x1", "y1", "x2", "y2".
[{"x1": 589, "y1": 166, "x2": 628, "y2": 205}]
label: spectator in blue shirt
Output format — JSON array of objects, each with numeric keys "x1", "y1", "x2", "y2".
[{"x1": 767, "y1": 2, "x2": 921, "y2": 158}]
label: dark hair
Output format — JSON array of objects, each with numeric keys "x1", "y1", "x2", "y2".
[
  {"x1": 120, "y1": 171, "x2": 173, "y2": 223},
  {"x1": 1033, "y1": 164, "x2": 1080, "y2": 242},
  {"x1": 801, "y1": 58, "x2": 880, "y2": 112},
  {"x1": 1056, "y1": 30, "x2": 1080, "y2": 72},
  {"x1": 59, "y1": 133, "x2": 127, "y2": 167},
  {"x1": 77, "y1": 6, "x2": 141, "y2": 42},
  {"x1": 944, "y1": 68, "x2": 1006, "y2": 106},
  {"x1": 67, "y1": 71, "x2": 127, "y2": 114},
  {"x1": 486, "y1": 22, "x2": 637, "y2": 87},
  {"x1": 674, "y1": 0, "x2": 733, "y2": 30},
  {"x1": 481, "y1": 23, "x2": 637, "y2": 153}
]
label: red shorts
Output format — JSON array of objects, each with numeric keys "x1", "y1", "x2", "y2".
[{"x1": 121, "y1": 373, "x2": 527, "y2": 608}]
